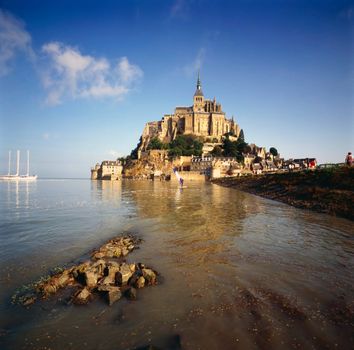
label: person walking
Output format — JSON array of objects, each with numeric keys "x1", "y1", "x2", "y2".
[{"x1": 345, "y1": 152, "x2": 352, "y2": 167}]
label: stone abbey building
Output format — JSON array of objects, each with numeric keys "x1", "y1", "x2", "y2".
[{"x1": 139, "y1": 74, "x2": 241, "y2": 150}]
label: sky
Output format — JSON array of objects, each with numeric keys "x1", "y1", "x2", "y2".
[{"x1": 0, "y1": 0, "x2": 353, "y2": 178}]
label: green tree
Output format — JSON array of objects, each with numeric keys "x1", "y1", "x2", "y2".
[
  {"x1": 168, "y1": 147, "x2": 183, "y2": 157},
  {"x1": 236, "y1": 141, "x2": 248, "y2": 153},
  {"x1": 168, "y1": 135, "x2": 203, "y2": 157},
  {"x1": 243, "y1": 144, "x2": 252, "y2": 154},
  {"x1": 130, "y1": 137, "x2": 142, "y2": 159},
  {"x1": 222, "y1": 138, "x2": 238, "y2": 157},
  {"x1": 269, "y1": 147, "x2": 278, "y2": 157},
  {"x1": 147, "y1": 137, "x2": 164, "y2": 150},
  {"x1": 238, "y1": 129, "x2": 245, "y2": 142},
  {"x1": 211, "y1": 145, "x2": 223, "y2": 157}
]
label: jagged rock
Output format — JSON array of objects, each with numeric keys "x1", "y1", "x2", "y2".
[
  {"x1": 12, "y1": 235, "x2": 157, "y2": 308},
  {"x1": 100, "y1": 264, "x2": 120, "y2": 286},
  {"x1": 93, "y1": 252, "x2": 105, "y2": 259},
  {"x1": 99, "y1": 275, "x2": 115, "y2": 286},
  {"x1": 104, "y1": 250, "x2": 114, "y2": 258},
  {"x1": 72, "y1": 261, "x2": 90, "y2": 279},
  {"x1": 123, "y1": 238, "x2": 132, "y2": 245},
  {"x1": 121, "y1": 248, "x2": 129, "y2": 256},
  {"x1": 125, "y1": 287, "x2": 137, "y2": 300},
  {"x1": 108, "y1": 261, "x2": 120, "y2": 268},
  {"x1": 21, "y1": 294, "x2": 37, "y2": 306},
  {"x1": 42, "y1": 283, "x2": 58, "y2": 296},
  {"x1": 97, "y1": 285, "x2": 122, "y2": 305},
  {"x1": 116, "y1": 264, "x2": 133, "y2": 285},
  {"x1": 135, "y1": 276, "x2": 145, "y2": 289},
  {"x1": 106, "y1": 264, "x2": 120, "y2": 276},
  {"x1": 84, "y1": 270, "x2": 98, "y2": 288},
  {"x1": 112, "y1": 247, "x2": 122, "y2": 257},
  {"x1": 142, "y1": 268, "x2": 157, "y2": 285},
  {"x1": 59, "y1": 271, "x2": 73, "y2": 286},
  {"x1": 73, "y1": 287, "x2": 91, "y2": 304},
  {"x1": 91, "y1": 259, "x2": 106, "y2": 276},
  {"x1": 109, "y1": 288, "x2": 122, "y2": 305},
  {"x1": 128, "y1": 271, "x2": 140, "y2": 286}
]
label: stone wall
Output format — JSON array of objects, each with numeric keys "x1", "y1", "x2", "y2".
[{"x1": 170, "y1": 171, "x2": 206, "y2": 182}]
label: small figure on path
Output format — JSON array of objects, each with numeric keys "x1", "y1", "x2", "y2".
[{"x1": 345, "y1": 152, "x2": 352, "y2": 167}]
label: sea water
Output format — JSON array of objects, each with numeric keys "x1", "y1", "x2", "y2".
[{"x1": 0, "y1": 179, "x2": 353, "y2": 349}]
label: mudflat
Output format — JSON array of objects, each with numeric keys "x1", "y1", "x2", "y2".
[{"x1": 212, "y1": 167, "x2": 354, "y2": 220}]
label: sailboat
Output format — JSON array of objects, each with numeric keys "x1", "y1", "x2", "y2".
[{"x1": 0, "y1": 150, "x2": 38, "y2": 181}]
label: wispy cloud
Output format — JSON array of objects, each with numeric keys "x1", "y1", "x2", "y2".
[
  {"x1": 106, "y1": 149, "x2": 120, "y2": 158},
  {"x1": 182, "y1": 48, "x2": 206, "y2": 76},
  {"x1": 0, "y1": 9, "x2": 34, "y2": 76},
  {"x1": 0, "y1": 9, "x2": 143, "y2": 105},
  {"x1": 41, "y1": 42, "x2": 143, "y2": 105},
  {"x1": 42, "y1": 132, "x2": 50, "y2": 140}
]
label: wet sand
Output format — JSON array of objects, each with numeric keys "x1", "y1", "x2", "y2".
[{"x1": 212, "y1": 167, "x2": 354, "y2": 220}]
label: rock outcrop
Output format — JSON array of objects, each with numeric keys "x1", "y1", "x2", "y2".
[{"x1": 13, "y1": 235, "x2": 158, "y2": 307}]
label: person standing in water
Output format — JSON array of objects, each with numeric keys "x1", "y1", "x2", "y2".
[
  {"x1": 173, "y1": 167, "x2": 184, "y2": 187},
  {"x1": 179, "y1": 177, "x2": 184, "y2": 187}
]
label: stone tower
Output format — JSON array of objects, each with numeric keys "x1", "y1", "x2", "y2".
[{"x1": 193, "y1": 71, "x2": 205, "y2": 112}]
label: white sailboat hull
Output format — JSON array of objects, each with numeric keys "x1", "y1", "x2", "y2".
[
  {"x1": 0, "y1": 175, "x2": 38, "y2": 181},
  {"x1": 0, "y1": 150, "x2": 38, "y2": 180}
]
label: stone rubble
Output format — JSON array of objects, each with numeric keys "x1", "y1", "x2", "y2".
[{"x1": 14, "y1": 235, "x2": 158, "y2": 307}]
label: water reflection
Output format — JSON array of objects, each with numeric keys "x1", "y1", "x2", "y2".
[
  {"x1": 1, "y1": 180, "x2": 37, "y2": 212},
  {"x1": 91, "y1": 180, "x2": 122, "y2": 204},
  {"x1": 0, "y1": 179, "x2": 353, "y2": 350}
]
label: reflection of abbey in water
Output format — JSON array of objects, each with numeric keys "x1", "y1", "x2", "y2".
[{"x1": 139, "y1": 73, "x2": 241, "y2": 150}]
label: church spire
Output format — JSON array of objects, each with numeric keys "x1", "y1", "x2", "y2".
[
  {"x1": 194, "y1": 70, "x2": 204, "y2": 96},
  {"x1": 197, "y1": 70, "x2": 201, "y2": 90}
]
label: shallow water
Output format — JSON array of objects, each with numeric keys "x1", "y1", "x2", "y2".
[{"x1": 0, "y1": 179, "x2": 353, "y2": 349}]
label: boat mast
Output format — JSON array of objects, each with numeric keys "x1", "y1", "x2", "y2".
[
  {"x1": 8, "y1": 150, "x2": 11, "y2": 176},
  {"x1": 27, "y1": 150, "x2": 29, "y2": 176},
  {"x1": 16, "y1": 150, "x2": 20, "y2": 176}
]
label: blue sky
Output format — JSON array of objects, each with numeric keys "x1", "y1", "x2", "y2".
[{"x1": 0, "y1": 0, "x2": 353, "y2": 178}]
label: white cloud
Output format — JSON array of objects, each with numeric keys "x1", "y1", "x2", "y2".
[
  {"x1": 106, "y1": 150, "x2": 120, "y2": 158},
  {"x1": 182, "y1": 48, "x2": 206, "y2": 76},
  {"x1": 0, "y1": 9, "x2": 34, "y2": 76},
  {"x1": 41, "y1": 42, "x2": 143, "y2": 105},
  {"x1": 0, "y1": 10, "x2": 143, "y2": 105},
  {"x1": 117, "y1": 56, "x2": 143, "y2": 83}
]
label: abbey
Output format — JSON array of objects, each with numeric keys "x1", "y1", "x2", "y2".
[{"x1": 140, "y1": 74, "x2": 241, "y2": 150}]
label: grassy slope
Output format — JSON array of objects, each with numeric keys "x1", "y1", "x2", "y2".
[{"x1": 212, "y1": 167, "x2": 354, "y2": 220}]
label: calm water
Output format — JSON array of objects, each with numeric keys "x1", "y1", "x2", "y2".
[{"x1": 0, "y1": 179, "x2": 353, "y2": 350}]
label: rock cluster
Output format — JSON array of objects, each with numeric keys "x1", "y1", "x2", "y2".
[{"x1": 14, "y1": 235, "x2": 158, "y2": 307}]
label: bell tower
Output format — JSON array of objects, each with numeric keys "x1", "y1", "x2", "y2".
[{"x1": 193, "y1": 71, "x2": 204, "y2": 112}]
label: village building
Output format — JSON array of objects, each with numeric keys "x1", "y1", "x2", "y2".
[
  {"x1": 249, "y1": 144, "x2": 267, "y2": 159},
  {"x1": 191, "y1": 156, "x2": 241, "y2": 178},
  {"x1": 91, "y1": 160, "x2": 123, "y2": 180}
]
